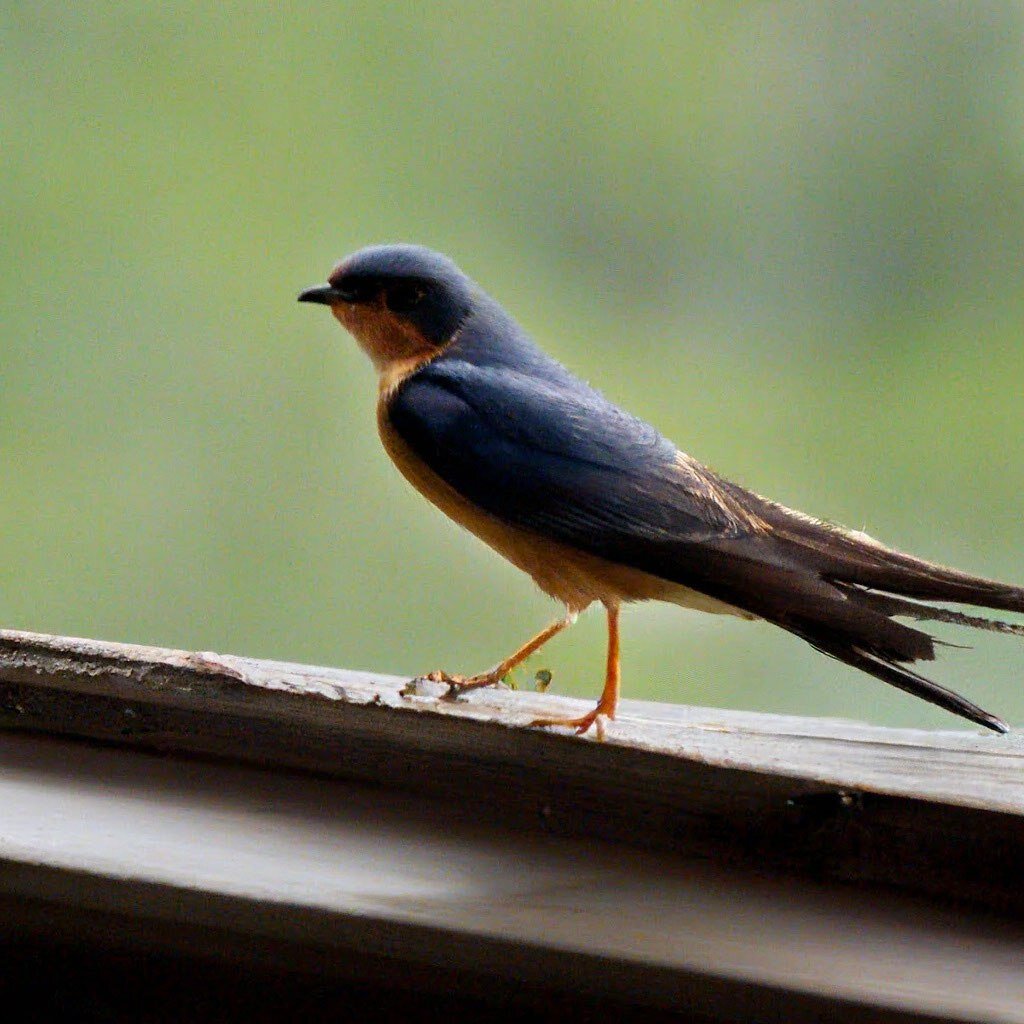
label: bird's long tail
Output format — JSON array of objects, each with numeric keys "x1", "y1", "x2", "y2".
[
  {"x1": 714, "y1": 490, "x2": 1024, "y2": 732},
  {"x1": 791, "y1": 596, "x2": 1015, "y2": 733},
  {"x1": 833, "y1": 585, "x2": 1024, "y2": 639}
]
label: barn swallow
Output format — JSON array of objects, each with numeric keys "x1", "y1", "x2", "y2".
[{"x1": 299, "y1": 244, "x2": 1023, "y2": 736}]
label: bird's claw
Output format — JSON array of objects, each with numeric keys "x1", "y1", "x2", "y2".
[
  {"x1": 424, "y1": 669, "x2": 506, "y2": 700},
  {"x1": 529, "y1": 709, "x2": 610, "y2": 740}
]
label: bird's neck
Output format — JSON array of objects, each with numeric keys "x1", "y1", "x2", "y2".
[{"x1": 377, "y1": 351, "x2": 441, "y2": 398}]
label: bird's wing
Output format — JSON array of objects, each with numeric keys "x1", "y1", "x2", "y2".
[
  {"x1": 724, "y1": 486, "x2": 1024, "y2": 612},
  {"x1": 387, "y1": 360, "x2": 761, "y2": 559},
  {"x1": 389, "y1": 361, "x2": 892, "y2": 629}
]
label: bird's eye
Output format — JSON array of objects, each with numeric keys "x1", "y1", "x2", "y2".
[
  {"x1": 386, "y1": 282, "x2": 426, "y2": 314},
  {"x1": 334, "y1": 278, "x2": 373, "y2": 303}
]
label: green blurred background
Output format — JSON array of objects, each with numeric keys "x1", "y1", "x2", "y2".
[{"x1": 3, "y1": 3, "x2": 1023, "y2": 729}]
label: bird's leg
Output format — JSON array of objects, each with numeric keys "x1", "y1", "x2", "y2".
[
  {"x1": 530, "y1": 603, "x2": 621, "y2": 738},
  {"x1": 428, "y1": 610, "x2": 578, "y2": 696}
]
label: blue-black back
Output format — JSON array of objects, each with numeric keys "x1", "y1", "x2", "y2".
[{"x1": 387, "y1": 293, "x2": 747, "y2": 579}]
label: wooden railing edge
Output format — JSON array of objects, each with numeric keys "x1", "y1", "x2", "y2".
[{"x1": 2, "y1": 626, "x2": 1023, "y2": 914}]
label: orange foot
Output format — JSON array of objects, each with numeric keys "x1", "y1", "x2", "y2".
[
  {"x1": 529, "y1": 704, "x2": 613, "y2": 740},
  {"x1": 425, "y1": 668, "x2": 506, "y2": 699}
]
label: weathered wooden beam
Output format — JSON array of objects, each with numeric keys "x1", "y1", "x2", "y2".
[
  {"x1": 1, "y1": 628, "x2": 1022, "y2": 918},
  {"x1": 5, "y1": 729, "x2": 1023, "y2": 1023},
  {"x1": 2, "y1": 628, "x2": 1024, "y2": 1021}
]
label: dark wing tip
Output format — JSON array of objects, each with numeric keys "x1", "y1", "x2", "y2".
[{"x1": 984, "y1": 713, "x2": 1011, "y2": 735}]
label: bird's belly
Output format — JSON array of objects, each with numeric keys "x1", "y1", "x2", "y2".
[
  {"x1": 378, "y1": 408, "x2": 692, "y2": 611},
  {"x1": 662, "y1": 585, "x2": 757, "y2": 619}
]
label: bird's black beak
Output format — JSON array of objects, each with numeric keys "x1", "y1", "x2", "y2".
[{"x1": 297, "y1": 285, "x2": 343, "y2": 305}]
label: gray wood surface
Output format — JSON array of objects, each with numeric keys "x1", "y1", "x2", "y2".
[
  {"x1": 2, "y1": 730, "x2": 1024, "y2": 1023},
  {"x1": 2, "y1": 628, "x2": 1024, "y2": 914},
  {"x1": 2, "y1": 627, "x2": 1024, "y2": 1021},
  {"x1": 2, "y1": 627, "x2": 1021, "y2": 810}
]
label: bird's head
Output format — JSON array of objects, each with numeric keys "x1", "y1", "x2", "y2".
[{"x1": 298, "y1": 244, "x2": 475, "y2": 373}]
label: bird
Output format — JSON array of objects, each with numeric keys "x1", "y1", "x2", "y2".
[{"x1": 299, "y1": 243, "x2": 1023, "y2": 737}]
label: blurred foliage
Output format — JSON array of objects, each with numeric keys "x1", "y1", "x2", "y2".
[{"x1": 3, "y1": 2, "x2": 1023, "y2": 728}]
